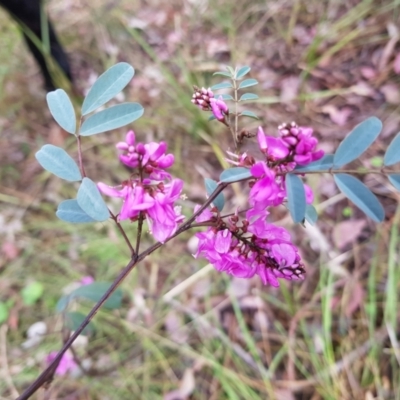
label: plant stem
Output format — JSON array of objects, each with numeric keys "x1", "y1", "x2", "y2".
[
  {"x1": 76, "y1": 135, "x2": 86, "y2": 178},
  {"x1": 109, "y1": 211, "x2": 135, "y2": 257},
  {"x1": 289, "y1": 168, "x2": 400, "y2": 175},
  {"x1": 135, "y1": 212, "x2": 144, "y2": 255},
  {"x1": 233, "y1": 77, "x2": 239, "y2": 150}
]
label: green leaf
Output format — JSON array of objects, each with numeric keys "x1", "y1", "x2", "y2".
[
  {"x1": 239, "y1": 110, "x2": 259, "y2": 120},
  {"x1": 285, "y1": 174, "x2": 306, "y2": 223},
  {"x1": 46, "y1": 89, "x2": 76, "y2": 134},
  {"x1": 21, "y1": 282, "x2": 44, "y2": 305},
  {"x1": 208, "y1": 115, "x2": 216, "y2": 121},
  {"x1": 0, "y1": 302, "x2": 9, "y2": 324},
  {"x1": 213, "y1": 71, "x2": 232, "y2": 77},
  {"x1": 65, "y1": 312, "x2": 95, "y2": 335},
  {"x1": 294, "y1": 154, "x2": 334, "y2": 172},
  {"x1": 219, "y1": 94, "x2": 234, "y2": 101},
  {"x1": 56, "y1": 199, "x2": 96, "y2": 223},
  {"x1": 388, "y1": 174, "x2": 400, "y2": 191},
  {"x1": 238, "y1": 79, "x2": 258, "y2": 89},
  {"x1": 204, "y1": 178, "x2": 225, "y2": 212},
  {"x1": 239, "y1": 93, "x2": 259, "y2": 101},
  {"x1": 236, "y1": 66, "x2": 251, "y2": 79},
  {"x1": 219, "y1": 167, "x2": 252, "y2": 183},
  {"x1": 56, "y1": 296, "x2": 69, "y2": 312},
  {"x1": 370, "y1": 156, "x2": 383, "y2": 167},
  {"x1": 334, "y1": 174, "x2": 384, "y2": 222},
  {"x1": 333, "y1": 117, "x2": 382, "y2": 167},
  {"x1": 35, "y1": 144, "x2": 82, "y2": 181},
  {"x1": 305, "y1": 204, "x2": 318, "y2": 225},
  {"x1": 82, "y1": 63, "x2": 135, "y2": 115},
  {"x1": 384, "y1": 132, "x2": 400, "y2": 166},
  {"x1": 77, "y1": 178, "x2": 110, "y2": 222},
  {"x1": 226, "y1": 66, "x2": 235, "y2": 76},
  {"x1": 342, "y1": 207, "x2": 353, "y2": 217},
  {"x1": 80, "y1": 103, "x2": 144, "y2": 136},
  {"x1": 210, "y1": 82, "x2": 233, "y2": 90},
  {"x1": 56, "y1": 283, "x2": 123, "y2": 312}
]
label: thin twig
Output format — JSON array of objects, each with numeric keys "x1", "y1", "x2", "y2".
[
  {"x1": 287, "y1": 168, "x2": 400, "y2": 176},
  {"x1": 109, "y1": 210, "x2": 135, "y2": 257},
  {"x1": 135, "y1": 212, "x2": 144, "y2": 255},
  {"x1": 76, "y1": 135, "x2": 86, "y2": 178},
  {"x1": 233, "y1": 76, "x2": 238, "y2": 150}
]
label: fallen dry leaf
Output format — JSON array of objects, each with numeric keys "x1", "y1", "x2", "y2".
[
  {"x1": 164, "y1": 310, "x2": 189, "y2": 344},
  {"x1": 360, "y1": 66, "x2": 377, "y2": 80},
  {"x1": 280, "y1": 76, "x2": 300, "y2": 104},
  {"x1": 253, "y1": 310, "x2": 270, "y2": 331},
  {"x1": 351, "y1": 81, "x2": 377, "y2": 98},
  {"x1": 380, "y1": 83, "x2": 400, "y2": 104},
  {"x1": 1, "y1": 240, "x2": 19, "y2": 260},
  {"x1": 227, "y1": 276, "x2": 250, "y2": 298},
  {"x1": 164, "y1": 368, "x2": 196, "y2": 400},
  {"x1": 344, "y1": 280, "x2": 364, "y2": 317},
  {"x1": 332, "y1": 219, "x2": 367, "y2": 250},
  {"x1": 274, "y1": 388, "x2": 296, "y2": 400},
  {"x1": 321, "y1": 105, "x2": 353, "y2": 126}
]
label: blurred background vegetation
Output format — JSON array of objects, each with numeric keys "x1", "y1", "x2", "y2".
[{"x1": 0, "y1": 0, "x2": 399, "y2": 399}]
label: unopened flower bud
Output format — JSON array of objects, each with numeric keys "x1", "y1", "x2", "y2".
[{"x1": 136, "y1": 143, "x2": 146, "y2": 155}]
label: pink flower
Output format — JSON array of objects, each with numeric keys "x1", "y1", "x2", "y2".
[
  {"x1": 98, "y1": 179, "x2": 184, "y2": 243},
  {"x1": 278, "y1": 123, "x2": 324, "y2": 166},
  {"x1": 97, "y1": 183, "x2": 153, "y2": 221},
  {"x1": 46, "y1": 351, "x2": 77, "y2": 376},
  {"x1": 249, "y1": 162, "x2": 285, "y2": 212},
  {"x1": 192, "y1": 87, "x2": 214, "y2": 110},
  {"x1": 116, "y1": 131, "x2": 175, "y2": 178},
  {"x1": 210, "y1": 97, "x2": 229, "y2": 121},
  {"x1": 257, "y1": 127, "x2": 289, "y2": 161},
  {"x1": 80, "y1": 276, "x2": 94, "y2": 286},
  {"x1": 146, "y1": 179, "x2": 184, "y2": 243},
  {"x1": 247, "y1": 218, "x2": 301, "y2": 269},
  {"x1": 304, "y1": 184, "x2": 314, "y2": 204},
  {"x1": 194, "y1": 217, "x2": 305, "y2": 287},
  {"x1": 194, "y1": 229, "x2": 258, "y2": 279},
  {"x1": 194, "y1": 205, "x2": 214, "y2": 222}
]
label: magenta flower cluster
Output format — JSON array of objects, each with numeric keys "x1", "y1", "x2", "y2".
[
  {"x1": 98, "y1": 131, "x2": 184, "y2": 243},
  {"x1": 194, "y1": 121, "x2": 324, "y2": 287},
  {"x1": 98, "y1": 114, "x2": 323, "y2": 286},
  {"x1": 192, "y1": 86, "x2": 229, "y2": 122},
  {"x1": 258, "y1": 122, "x2": 324, "y2": 166}
]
